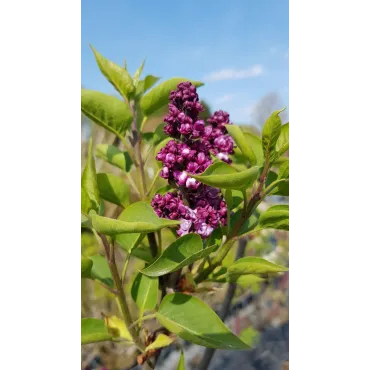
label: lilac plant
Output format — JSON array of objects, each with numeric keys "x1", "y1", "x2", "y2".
[{"x1": 81, "y1": 46, "x2": 289, "y2": 370}]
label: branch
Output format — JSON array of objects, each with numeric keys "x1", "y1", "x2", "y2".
[{"x1": 99, "y1": 233, "x2": 145, "y2": 352}]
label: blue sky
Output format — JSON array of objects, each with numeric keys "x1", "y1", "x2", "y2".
[{"x1": 82, "y1": 0, "x2": 288, "y2": 124}]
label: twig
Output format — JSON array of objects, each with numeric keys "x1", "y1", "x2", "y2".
[{"x1": 99, "y1": 233, "x2": 145, "y2": 352}]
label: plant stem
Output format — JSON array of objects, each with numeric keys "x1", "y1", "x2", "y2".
[
  {"x1": 99, "y1": 234, "x2": 145, "y2": 352},
  {"x1": 121, "y1": 251, "x2": 131, "y2": 288},
  {"x1": 197, "y1": 239, "x2": 247, "y2": 370},
  {"x1": 129, "y1": 313, "x2": 157, "y2": 329},
  {"x1": 126, "y1": 172, "x2": 142, "y2": 198},
  {"x1": 146, "y1": 168, "x2": 161, "y2": 197},
  {"x1": 130, "y1": 101, "x2": 147, "y2": 198}
]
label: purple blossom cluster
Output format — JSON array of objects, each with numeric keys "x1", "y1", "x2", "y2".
[
  {"x1": 151, "y1": 82, "x2": 235, "y2": 238},
  {"x1": 205, "y1": 110, "x2": 235, "y2": 163}
]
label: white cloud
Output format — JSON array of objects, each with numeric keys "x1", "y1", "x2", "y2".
[
  {"x1": 215, "y1": 94, "x2": 234, "y2": 104},
  {"x1": 203, "y1": 65, "x2": 263, "y2": 82}
]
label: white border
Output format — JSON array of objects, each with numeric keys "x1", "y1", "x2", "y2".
[
  {"x1": 290, "y1": 1, "x2": 370, "y2": 369},
  {"x1": 1, "y1": 0, "x2": 370, "y2": 369},
  {"x1": 0, "y1": 0, "x2": 81, "y2": 368}
]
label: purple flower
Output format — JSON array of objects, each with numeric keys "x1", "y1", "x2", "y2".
[
  {"x1": 177, "y1": 219, "x2": 193, "y2": 236},
  {"x1": 151, "y1": 82, "x2": 243, "y2": 238}
]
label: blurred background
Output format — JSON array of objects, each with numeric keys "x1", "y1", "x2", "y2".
[{"x1": 82, "y1": 1, "x2": 289, "y2": 369}]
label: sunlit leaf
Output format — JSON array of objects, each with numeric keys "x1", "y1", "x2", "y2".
[
  {"x1": 131, "y1": 272, "x2": 158, "y2": 318},
  {"x1": 156, "y1": 293, "x2": 250, "y2": 349},
  {"x1": 141, "y1": 234, "x2": 217, "y2": 277},
  {"x1": 81, "y1": 89, "x2": 133, "y2": 136},
  {"x1": 81, "y1": 139, "x2": 100, "y2": 214},
  {"x1": 192, "y1": 162, "x2": 259, "y2": 190},
  {"x1": 91, "y1": 45, "x2": 135, "y2": 100},
  {"x1": 259, "y1": 205, "x2": 289, "y2": 231},
  {"x1": 81, "y1": 318, "x2": 112, "y2": 344},
  {"x1": 262, "y1": 109, "x2": 284, "y2": 164},
  {"x1": 89, "y1": 254, "x2": 114, "y2": 288},
  {"x1": 145, "y1": 333, "x2": 174, "y2": 351},
  {"x1": 104, "y1": 315, "x2": 132, "y2": 342},
  {"x1": 226, "y1": 124, "x2": 256, "y2": 166},
  {"x1": 96, "y1": 144, "x2": 132, "y2": 172},
  {"x1": 228, "y1": 257, "x2": 288, "y2": 275},
  {"x1": 97, "y1": 173, "x2": 130, "y2": 207},
  {"x1": 91, "y1": 202, "x2": 180, "y2": 236}
]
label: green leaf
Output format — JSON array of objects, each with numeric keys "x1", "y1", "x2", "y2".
[
  {"x1": 192, "y1": 162, "x2": 259, "y2": 190},
  {"x1": 156, "y1": 293, "x2": 250, "y2": 349},
  {"x1": 262, "y1": 109, "x2": 284, "y2": 163},
  {"x1": 81, "y1": 256, "x2": 93, "y2": 278},
  {"x1": 131, "y1": 272, "x2": 158, "y2": 317},
  {"x1": 177, "y1": 351, "x2": 186, "y2": 370},
  {"x1": 244, "y1": 133, "x2": 264, "y2": 166},
  {"x1": 228, "y1": 257, "x2": 288, "y2": 275},
  {"x1": 141, "y1": 234, "x2": 217, "y2": 277},
  {"x1": 96, "y1": 144, "x2": 132, "y2": 172},
  {"x1": 81, "y1": 89, "x2": 133, "y2": 136},
  {"x1": 278, "y1": 161, "x2": 289, "y2": 179},
  {"x1": 145, "y1": 333, "x2": 174, "y2": 351},
  {"x1": 276, "y1": 122, "x2": 289, "y2": 156},
  {"x1": 81, "y1": 318, "x2": 112, "y2": 344},
  {"x1": 239, "y1": 327, "x2": 260, "y2": 346},
  {"x1": 136, "y1": 75, "x2": 161, "y2": 97},
  {"x1": 89, "y1": 254, "x2": 114, "y2": 288},
  {"x1": 133, "y1": 59, "x2": 145, "y2": 84},
  {"x1": 140, "y1": 78, "x2": 204, "y2": 117},
  {"x1": 92, "y1": 202, "x2": 180, "y2": 236},
  {"x1": 225, "y1": 274, "x2": 265, "y2": 288},
  {"x1": 97, "y1": 173, "x2": 130, "y2": 207},
  {"x1": 103, "y1": 315, "x2": 132, "y2": 342},
  {"x1": 115, "y1": 202, "x2": 178, "y2": 253},
  {"x1": 91, "y1": 45, "x2": 135, "y2": 100},
  {"x1": 81, "y1": 139, "x2": 100, "y2": 214},
  {"x1": 225, "y1": 124, "x2": 256, "y2": 166},
  {"x1": 265, "y1": 171, "x2": 289, "y2": 196},
  {"x1": 258, "y1": 205, "x2": 289, "y2": 231}
]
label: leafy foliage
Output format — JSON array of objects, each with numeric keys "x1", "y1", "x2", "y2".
[{"x1": 81, "y1": 48, "x2": 288, "y2": 365}]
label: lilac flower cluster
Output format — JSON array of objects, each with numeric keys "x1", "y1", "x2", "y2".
[
  {"x1": 205, "y1": 110, "x2": 235, "y2": 163},
  {"x1": 151, "y1": 82, "x2": 234, "y2": 238}
]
